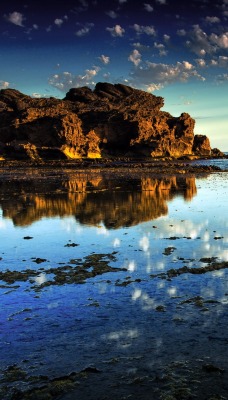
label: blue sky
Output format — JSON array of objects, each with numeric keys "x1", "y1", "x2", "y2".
[{"x1": 0, "y1": 0, "x2": 227, "y2": 149}]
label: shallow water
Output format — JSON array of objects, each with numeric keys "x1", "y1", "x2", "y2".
[
  {"x1": 0, "y1": 170, "x2": 227, "y2": 399},
  {"x1": 191, "y1": 153, "x2": 228, "y2": 170}
]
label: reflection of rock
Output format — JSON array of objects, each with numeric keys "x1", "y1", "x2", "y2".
[
  {"x1": 0, "y1": 83, "x2": 220, "y2": 160},
  {"x1": 0, "y1": 173, "x2": 197, "y2": 228},
  {"x1": 75, "y1": 176, "x2": 197, "y2": 228},
  {"x1": 184, "y1": 177, "x2": 197, "y2": 201}
]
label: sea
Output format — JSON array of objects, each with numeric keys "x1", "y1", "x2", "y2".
[{"x1": 191, "y1": 152, "x2": 228, "y2": 170}]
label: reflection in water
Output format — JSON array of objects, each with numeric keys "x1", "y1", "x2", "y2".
[{"x1": 0, "y1": 173, "x2": 197, "y2": 227}]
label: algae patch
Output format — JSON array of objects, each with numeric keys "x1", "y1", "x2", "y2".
[{"x1": 0, "y1": 252, "x2": 125, "y2": 291}]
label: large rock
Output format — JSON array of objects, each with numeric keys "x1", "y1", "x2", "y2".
[
  {"x1": 0, "y1": 82, "x2": 218, "y2": 160},
  {"x1": 193, "y1": 135, "x2": 211, "y2": 155}
]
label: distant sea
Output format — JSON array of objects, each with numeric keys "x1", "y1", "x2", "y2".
[{"x1": 191, "y1": 152, "x2": 228, "y2": 170}]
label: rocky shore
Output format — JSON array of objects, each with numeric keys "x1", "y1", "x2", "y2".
[{"x1": 0, "y1": 157, "x2": 226, "y2": 178}]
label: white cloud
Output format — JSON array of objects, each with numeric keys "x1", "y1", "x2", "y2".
[
  {"x1": 210, "y1": 59, "x2": 218, "y2": 66},
  {"x1": 133, "y1": 24, "x2": 156, "y2": 36},
  {"x1": 5, "y1": 11, "x2": 25, "y2": 27},
  {"x1": 156, "y1": 0, "x2": 166, "y2": 4},
  {"x1": 128, "y1": 49, "x2": 141, "y2": 66},
  {"x1": 144, "y1": 3, "x2": 153, "y2": 12},
  {"x1": 75, "y1": 23, "x2": 94, "y2": 37},
  {"x1": 154, "y1": 42, "x2": 167, "y2": 56},
  {"x1": 106, "y1": 10, "x2": 118, "y2": 18},
  {"x1": 183, "y1": 61, "x2": 193, "y2": 70},
  {"x1": 106, "y1": 24, "x2": 125, "y2": 37},
  {"x1": 129, "y1": 60, "x2": 205, "y2": 89},
  {"x1": 0, "y1": 81, "x2": 10, "y2": 89},
  {"x1": 195, "y1": 58, "x2": 206, "y2": 67},
  {"x1": 163, "y1": 34, "x2": 170, "y2": 41},
  {"x1": 132, "y1": 42, "x2": 150, "y2": 50},
  {"x1": 146, "y1": 83, "x2": 164, "y2": 92},
  {"x1": 210, "y1": 32, "x2": 228, "y2": 49},
  {"x1": 185, "y1": 26, "x2": 228, "y2": 56},
  {"x1": 99, "y1": 54, "x2": 110, "y2": 64},
  {"x1": 210, "y1": 56, "x2": 228, "y2": 68},
  {"x1": 54, "y1": 18, "x2": 64, "y2": 27},
  {"x1": 199, "y1": 49, "x2": 206, "y2": 55},
  {"x1": 78, "y1": 0, "x2": 88, "y2": 10},
  {"x1": 49, "y1": 67, "x2": 100, "y2": 92},
  {"x1": 177, "y1": 29, "x2": 186, "y2": 36},
  {"x1": 33, "y1": 24, "x2": 38, "y2": 30},
  {"x1": 32, "y1": 93, "x2": 42, "y2": 98},
  {"x1": 218, "y1": 55, "x2": 228, "y2": 66},
  {"x1": 205, "y1": 16, "x2": 221, "y2": 24},
  {"x1": 216, "y1": 73, "x2": 228, "y2": 82},
  {"x1": 103, "y1": 72, "x2": 111, "y2": 80},
  {"x1": 186, "y1": 25, "x2": 216, "y2": 56}
]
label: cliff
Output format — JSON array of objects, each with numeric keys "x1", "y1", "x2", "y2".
[{"x1": 0, "y1": 82, "x2": 218, "y2": 161}]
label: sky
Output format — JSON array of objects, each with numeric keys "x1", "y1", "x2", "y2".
[{"x1": 0, "y1": 0, "x2": 227, "y2": 150}]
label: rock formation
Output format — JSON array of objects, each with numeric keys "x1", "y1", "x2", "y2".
[{"x1": 0, "y1": 82, "x2": 218, "y2": 160}]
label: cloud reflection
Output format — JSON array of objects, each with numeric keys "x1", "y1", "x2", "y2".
[
  {"x1": 139, "y1": 236, "x2": 150, "y2": 252},
  {"x1": 127, "y1": 261, "x2": 137, "y2": 272},
  {"x1": 103, "y1": 328, "x2": 139, "y2": 348},
  {"x1": 34, "y1": 272, "x2": 47, "y2": 285},
  {"x1": 113, "y1": 238, "x2": 121, "y2": 247}
]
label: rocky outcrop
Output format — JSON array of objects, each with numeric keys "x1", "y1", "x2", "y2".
[
  {"x1": 0, "y1": 83, "x2": 221, "y2": 160},
  {"x1": 193, "y1": 135, "x2": 211, "y2": 155}
]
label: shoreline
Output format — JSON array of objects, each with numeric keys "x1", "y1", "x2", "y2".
[{"x1": 0, "y1": 157, "x2": 227, "y2": 176}]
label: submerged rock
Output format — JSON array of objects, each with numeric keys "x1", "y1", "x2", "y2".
[{"x1": 0, "y1": 83, "x2": 223, "y2": 161}]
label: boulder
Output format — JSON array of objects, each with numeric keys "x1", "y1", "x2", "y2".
[{"x1": 193, "y1": 135, "x2": 211, "y2": 155}]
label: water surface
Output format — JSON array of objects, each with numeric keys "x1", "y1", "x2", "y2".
[{"x1": 0, "y1": 169, "x2": 227, "y2": 399}]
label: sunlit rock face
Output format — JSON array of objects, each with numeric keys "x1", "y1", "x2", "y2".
[
  {"x1": 0, "y1": 83, "x2": 214, "y2": 160},
  {"x1": 0, "y1": 174, "x2": 197, "y2": 227}
]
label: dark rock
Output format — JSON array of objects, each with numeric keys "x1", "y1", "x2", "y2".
[
  {"x1": 64, "y1": 86, "x2": 98, "y2": 103},
  {"x1": 0, "y1": 83, "x2": 222, "y2": 161},
  {"x1": 211, "y1": 147, "x2": 227, "y2": 158},
  {"x1": 193, "y1": 134, "x2": 211, "y2": 155}
]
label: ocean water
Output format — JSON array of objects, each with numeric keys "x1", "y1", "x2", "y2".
[
  {"x1": 191, "y1": 153, "x2": 228, "y2": 170},
  {"x1": 0, "y1": 169, "x2": 227, "y2": 399}
]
